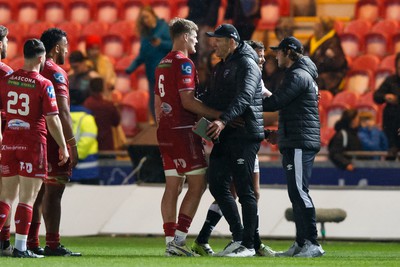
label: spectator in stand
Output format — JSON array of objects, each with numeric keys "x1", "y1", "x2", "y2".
[
  {"x1": 224, "y1": 0, "x2": 261, "y2": 41},
  {"x1": 84, "y1": 77, "x2": 121, "y2": 151},
  {"x1": 373, "y1": 53, "x2": 400, "y2": 160},
  {"x1": 187, "y1": 0, "x2": 220, "y2": 70},
  {"x1": 291, "y1": 0, "x2": 316, "y2": 16},
  {"x1": 125, "y1": 6, "x2": 172, "y2": 122},
  {"x1": 274, "y1": 17, "x2": 295, "y2": 41},
  {"x1": 358, "y1": 111, "x2": 388, "y2": 159},
  {"x1": 85, "y1": 35, "x2": 116, "y2": 99},
  {"x1": 262, "y1": 51, "x2": 285, "y2": 94},
  {"x1": 328, "y1": 109, "x2": 362, "y2": 171},
  {"x1": 0, "y1": 25, "x2": 15, "y2": 257},
  {"x1": 304, "y1": 16, "x2": 347, "y2": 95},
  {"x1": 68, "y1": 50, "x2": 100, "y2": 105},
  {"x1": 70, "y1": 87, "x2": 99, "y2": 185}
]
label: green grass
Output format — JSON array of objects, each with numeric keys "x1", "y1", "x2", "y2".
[{"x1": 1, "y1": 236, "x2": 400, "y2": 267}]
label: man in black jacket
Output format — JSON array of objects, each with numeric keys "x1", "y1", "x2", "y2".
[
  {"x1": 205, "y1": 24, "x2": 264, "y2": 257},
  {"x1": 263, "y1": 36, "x2": 324, "y2": 257}
]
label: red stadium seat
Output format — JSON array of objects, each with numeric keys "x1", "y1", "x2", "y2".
[
  {"x1": 345, "y1": 55, "x2": 379, "y2": 94},
  {"x1": 257, "y1": 0, "x2": 280, "y2": 30},
  {"x1": 24, "y1": 21, "x2": 56, "y2": 41},
  {"x1": 173, "y1": 0, "x2": 189, "y2": 19},
  {"x1": 78, "y1": 21, "x2": 109, "y2": 51},
  {"x1": 351, "y1": 54, "x2": 381, "y2": 73},
  {"x1": 344, "y1": 19, "x2": 372, "y2": 43},
  {"x1": 121, "y1": 0, "x2": 144, "y2": 22},
  {"x1": 121, "y1": 90, "x2": 149, "y2": 125},
  {"x1": 340, "y1": 32, "x2": 364, "y2": 59},
  {"x1": 320, "y1": 127, "x2": 335, "y2": 147},
  {"x1": 319, "y1": 90, "x2": 334, "y2": 111},
  {"x1": 43, "y1": 0, "x2": 66, "y2": 24},
  {"x1": 103, "y1": 21, "x2": 136, "y2": 60},
  {"x1": 69, "y1": 0, "x2": 93, "y2": 24},
  {"x1": 94, "y1": 0, "x2": 120, "y2": 23},
  {"x1": 355, "y1": 0, "x2": 381, "y2": 23},
  {"x1": 8, "y1": 56, "x2": 24, "y2": 70},
  {"x1": 0, "y1": 1, "x2": 15, "y2": 24},
  {"x1": 384, "y1": 0, "x2": 400, "y2": 20},
  {"x1": 150, "y1": 0, "x2": 171, "y2": 21},
  {"x1": 393, "y1": 32, "x2": 400, "y2": 53},
  {"x1": 5, "y1": 22, "x2": 29, "y2": 59},
  {"x1": 365, "y1": 19, "x2": 399, "y2": 57},
  {"x1": 57, "y1": 21, "x2": 82, "y2": 51},
  {"x1": 17, "y1": 0, "x2": 40, "y2": 24},
  {"x1": 326, "y1": 91, "x2": 360, "y2": 127},
  {"x1": 115, "y1": 56, "x2": 137, "y2": 94},
  {"x1": 375, "y1": 54, "x2": 396, "y2": 90}
]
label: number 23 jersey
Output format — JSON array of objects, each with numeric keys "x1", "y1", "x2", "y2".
[
  {"x1": 0, "y1": 69, "x2": 59, "y2": 143},
  {"x1": 155, "y1": 51, "x2": 198, "y2": 130}
]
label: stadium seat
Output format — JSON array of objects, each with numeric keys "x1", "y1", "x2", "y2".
[
  {"x1": 319, "y1": 105, "x2": 327, "y2": 128},
  {"x1": 351, "y1": 54, "x2": 381, "y2": 73},
  {"x1": 78, "y1": 21, "x2": 109, "y2": 51},
  {"x1": 319, "y1": 90, "x2": 334, "y2": 111},
  {"x1": 392, "y1": 32, "x2": 400, "y2": 53},
  {"x1": 17, "y1": 0, "x2": 40, "y2": 24},
  {"x1": 43, "y1": 0, "x2": 66, "y2": 24},
  {"x1": 365, "y1": 19, "x2": 399, "y2": 57},
  {"x1": 8, "y1": 56, "x2": 24, "y2": 70},
  {"x1": 115, "y1": 56, "x2": 137, "y2": 94},
  {"x1": 173, "y1": 0, "x2": 189, "y2": 18},
  {"x1": 94, "y1": 0, "x2": 120, "y2": 24},
  {"x1": 326, "y1": 91, "x2": 360, "y2": 127},
  {"x1": 355, "y1": 0, "x2": 381, "y2": 23},
  {"x1": 121, "y1": 0, "x2": 143, "y2": 22},
  {"x1": 257, "y1": 0, "x2": 280, "y2": 30},
  {"x1": 128, "y1": 35, "x2": 141, "y2": 58},
  {"x1": 69, "y1": 0, "x2": 93, "y2": 24},
  {"x1": 103, "y1": 21, "x2": 136, "y2": 60},
  {"x1": 57, "y1": 21, "x2": 82, "y2": 51},
  {"x1": 384, "y1": 0, "x2": 400, "y2": 20},
  {"x1": 375, "y1": 54, "x2": 396, "y2": 90},
  {"x1": 340, "y1": 32, "x2": 364, "y2": 59},
  {"x1": 355, "y1": 91, "x2": 382, "y2": 125},
  {"x1": 5, "y1": 22, "x2": 29, "y2": 59},
  {"x1": 121, "y1": 90, "x2": 149, "y2": 125},
  {"x1": 345, "y1": 55, "x2": 379, "y2": 94},
  {"x1": 149, "y1": 0, "x2": 171, "y2": 21},
  {"x1": 344, "y1": 19, "x2": 372, "y2": 44},
  {"x1": 24, "y1": 21, "x2": 56, "y2": 40},
  {"x1": 320, "y1": 127, "x2": 335, "y2": 147},
  {"x1": 0, "y1": 1, "x2": 15, "y2": 24}
]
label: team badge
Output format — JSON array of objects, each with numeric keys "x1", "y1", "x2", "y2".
[
  {"x1": 181, "y1": 62, "x2": 192, "y2": 75},
  {"x1": 47, "y1": 85, "x2": 56, "y2": 98},
  {"x1": 53, "y1": 72, "x2": 65, "y2": 83}
]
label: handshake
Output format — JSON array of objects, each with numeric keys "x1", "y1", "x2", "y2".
[{"x1": 264, "y1": 129, "x2": 278, "y2": 145}]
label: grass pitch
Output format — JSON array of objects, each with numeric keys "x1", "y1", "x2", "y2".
[{"x1": 1, "y1": 236, "x2": 400, "y2": 266}]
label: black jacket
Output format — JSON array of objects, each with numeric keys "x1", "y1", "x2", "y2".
[
  {"x1": 204, "y1": 42, "x2": 264, "y2": 141},
  {"x1": 328, "y1": 127, "x2": 362, "y2": 170},
  {"x1": 263, "y1": 56, "x2": 320, "y2": 151}
]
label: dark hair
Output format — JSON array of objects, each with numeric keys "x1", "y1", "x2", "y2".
[
  {"x1": 0, "y1": 25, "x2": 8, "y2": 42},
  {"x1": 40, "y1": 28, "x2": 67, "y2": 54},
  {"x1": 282, "y1": 47, "x2": 304, "y2": 61},
  {"x1": 334, "y1": 109, "x2": 358, "y2": 131},
  {"x1": 89, "y1": 77, "x2": 104, "y2": 94},
  {"x1": 169, "y1": 17, "x2": 198, "y2": 40},
  {"x1": 24, "y1": 39, "x2": 46, "y2": 59},
  {"x1": 245, "y1": 40, "x2": 265, "y2": 50},
  {"x1": 137, "y1": 5, "x2": 158, "y2": 37}
]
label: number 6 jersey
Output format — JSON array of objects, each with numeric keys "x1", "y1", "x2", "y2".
[
  {"x1": 0, "y1": 69, "x2": 59, "y2": 144},
  {"x1": 154, "y1": 51, "x2": 198, "y2": 130}
]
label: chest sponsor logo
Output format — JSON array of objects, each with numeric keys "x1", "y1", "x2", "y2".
[
  {"x1": 181, "y1": 62, "x2": 192, "y2": 75},
  {"x1": 47, "y1": 85, "x2": 56, "y2": 98},
  {"x1": 53, "y1": 72, "x2": 65, "y2": 84}
]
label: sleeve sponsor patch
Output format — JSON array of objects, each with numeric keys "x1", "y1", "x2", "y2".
[
  {"x1": 182, "y1": 78, "x2": 192, "y2": 84},
  {"x1": 181, "y1": 62, "x2": 192, "y2": 75},
  {"x1": 53, "y1": 72, "x2": 65, "y2": 83},
  {"x1": 47, "y1": 85, "x2": 56, "y2": 98}
]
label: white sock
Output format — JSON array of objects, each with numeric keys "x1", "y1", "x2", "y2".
[
  {"x1": 165, "y1": 236, "x2": 174, "y2": 245},
  {"x1": 174, "y1": 230, "x2": 187, "y2": 246},
  {"x1": 15, "y1": 234, "x2": 27, "y2": 251}
]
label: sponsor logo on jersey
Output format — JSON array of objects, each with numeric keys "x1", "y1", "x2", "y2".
[
  {"x1": 53, "y1": 72, "x2": 65, "y2": 83},
  {"x1": 47, "y1": 85, "x2": 56, "y2": 98},
  {"x1": 182, "y1": 78, "x2": 192, "y2": 84},
  {"x1": 181, "y1": 62, "x2": 192, "y2": 75},
  {"x1": 161, "y1": 102, "x2": 172, "y2": 114},
  {"x1": 8, "y1": 119, "x2": 30, "y2": 130}
]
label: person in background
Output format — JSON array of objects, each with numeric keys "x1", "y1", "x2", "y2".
[
  {"x1": 358, "y1": 111, "x2": 388, "y2": 159},
  {"x1": 125, "y1": 6, "x2": 172, "y2": 122},
  {"x1": 263, "y1": 36, "x2": 324, "y2": 257},
  {"x1": 70, "y1": 88, "x2": 99, "y2": 185},
  {"x1": 304, "y1": 16, "x2": 347, "y2": 95},
  {"x1": 85, "y1": 34, "x2": 116, "y2": 98},
  {"x1": 0, "y1": 39, "x2": 69, "y2": 258},
  {"x1": 68, "y1": 50, "x2": 100, "y2": 104},
  {"x1": 328, "y1": 109, "x2": 362, "y2": 171},
  {"x1": 274, "y1": 17, "x2": 295, "y2": 41},
  {"x1": 0, "y1": 25, "x2": 15, "y2": 257},
  {"x1": 84, "y1": 77, "x2": 121, "y2": 151},
  {"x1": 224, "y1": 0, "x2": 260, "y2": 41},
  {"x1": 373, "y1": 53, "x2": 400, "y2": 160}
]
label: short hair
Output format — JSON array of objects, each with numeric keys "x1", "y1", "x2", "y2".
[
  {"x1": 40, "y1": 28, "x2": 67, "y2": 54},
  {"x1": 0, "y1": 25, "x2": 8, "y2": 42},
  {"x1": 24, "y1": 39, "x2": 46, "y2": 59},
  {"x1": 245, "y1": 40, "x2": 265, "y2": 50},
  {"x1": 169, "y1": 17, "x2": 198, "y2": 40},
  {"x1": 89, "y1": 77, "x2": 104, "y2": 94}
]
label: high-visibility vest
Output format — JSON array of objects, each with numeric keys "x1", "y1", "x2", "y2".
[{"x1": 70, "y1": 105, "x2": 99, "y2": 180}]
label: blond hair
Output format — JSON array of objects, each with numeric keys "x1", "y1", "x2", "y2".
[{"x1": 169, "y1": 17, "x2": 198, "y2": 40}]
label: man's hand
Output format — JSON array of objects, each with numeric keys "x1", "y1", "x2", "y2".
[{"x1": 207, "y1": 119, "x2": 226, "y2": 140}]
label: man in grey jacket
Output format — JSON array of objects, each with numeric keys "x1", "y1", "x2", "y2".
[
  {"x1": 263, "y1": 36, "x2": 324, "y2": 258},
  {"x1": 205, "y1": 24, "x2": 264, "y2": 257}
]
